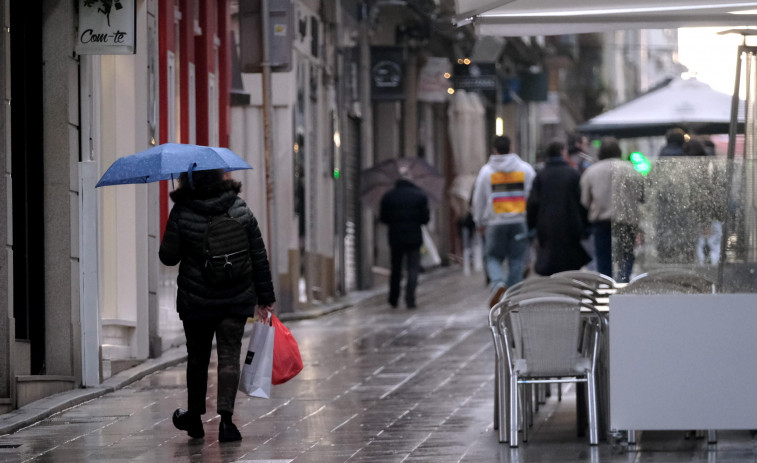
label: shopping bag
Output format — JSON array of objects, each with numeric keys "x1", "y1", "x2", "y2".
[
  {"x1": 420, "y1": 225, "x2": 441, "y2": 270},
  {"x1": 271, "y1": 315, "x2": 303, "y2": 385},
  {"x1": 238, "y1": 320, "x2": 275, "y2": 398}
]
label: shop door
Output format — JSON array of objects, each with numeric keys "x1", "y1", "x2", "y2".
[{"x1": 10, "y1": 1, "x2": 46, "y2": 374}]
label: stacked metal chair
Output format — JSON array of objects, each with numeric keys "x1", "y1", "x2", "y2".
[{"x1": 488, "y1": 272, "x2": 614, "y2": 446}]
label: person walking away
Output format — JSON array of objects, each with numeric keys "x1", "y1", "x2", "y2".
[
  {"x1": 379, "y1": 168, "x2": 430, "y2": 309},
  {"x1": 682, "y1": 139, "x2": 726, "y2": 265},
  {"x1": 159, "y1": 168, "x2": 276, "y2": 442},
  {"x1": 580, "y1": 137, "x2": 644, "y2": 282},
  {"x1": 567, "y1": 131, "x2": 597, "y2": 271},
  {"x1": 527, "y1": 141, "x2": 590, "y2": 276},
  {"x1": 472, "y1": 135, "x2": 536, "y2": 307},
  {"x1": 658, "y1": 127, "x2": 686, "y2": 157}
]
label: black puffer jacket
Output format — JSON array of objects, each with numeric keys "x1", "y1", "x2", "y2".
[
  {"x1": 159, "y1": 179, "x2": 275, "y2": 320},
  {"x1": 379, "y1": 179, "x2": 430, "y2": 248}
]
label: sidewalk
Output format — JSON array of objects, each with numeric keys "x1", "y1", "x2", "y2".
[
  {"x1": 1, "y1": 266, "x2": 757, "y2": 462},
  {"x1": 0, "y1": 268, "x2": 407, "y2": 437}
]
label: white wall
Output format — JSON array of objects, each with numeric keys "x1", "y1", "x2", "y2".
[{"x1": 96, "y1": 0, "x2": 151, "y2": 361}]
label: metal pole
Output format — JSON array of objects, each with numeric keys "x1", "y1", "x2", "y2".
[
  {"x1": 718, "y1": 43, "x2": 744, "y2": 291},
  {"x1": 260, "y1": 0, "x2": 280, "y2": 303}
]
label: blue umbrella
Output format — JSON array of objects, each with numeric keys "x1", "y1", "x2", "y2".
[{"x1": 95, "y1": 143, "x2": 253, "y2": 187}]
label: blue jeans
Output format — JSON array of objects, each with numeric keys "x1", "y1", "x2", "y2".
[
  {"x1": 592, "y1": 221, "x2": 612, "y2": 279},
  {"x1": 484, "y1": 222, "x2": 529, "y2": 288}
]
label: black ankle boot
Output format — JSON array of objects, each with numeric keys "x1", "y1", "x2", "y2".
[
  {"x1": 172, "y1": 409, "x2": 204, "y2": 439},
  {"x1": 219, "y1": 420, "x2": 242, "y2": 442}
]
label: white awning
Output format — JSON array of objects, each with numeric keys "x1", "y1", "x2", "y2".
[{"x1": 454, "y1": 0, "x2": 757, "y2": 36}]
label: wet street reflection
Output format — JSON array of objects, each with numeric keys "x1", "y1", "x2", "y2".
[{"x1": 2, "y1": 269, "x2": 757, "y2": 462}]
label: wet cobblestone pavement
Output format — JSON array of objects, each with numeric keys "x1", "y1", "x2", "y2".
[{"x1": 2, "y1": 267, "x2": 757, "y2": 462}]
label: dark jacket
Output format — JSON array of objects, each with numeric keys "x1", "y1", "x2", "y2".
[
  {"x1": 379, "y1": 179, "x2": 430, "y2": 248},
  {"x1": 159, "y1": 179, "x2": 275, "y2": 320},
  {"x1": 526, "y1": 157, "x2": 590, "y2": 276},
  {"x1": 659, "y1": 143, "x2": 684, "y2": 157}
]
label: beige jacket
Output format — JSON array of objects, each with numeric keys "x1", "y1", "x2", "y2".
[{"x1": 580, "y1": 158, "x2": 644, "y2": 225}]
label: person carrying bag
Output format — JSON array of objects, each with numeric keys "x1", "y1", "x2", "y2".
[{"x1": 159, "y1": 168, "x2": 276, "y2": 443}]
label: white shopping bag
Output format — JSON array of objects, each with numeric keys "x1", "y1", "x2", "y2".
[
  {"x1": 238, "y1": 320, "x2": 275, "y2": 398},
  {"x1": 420, "y1": 225, "x2": 442, "y2": 270}
]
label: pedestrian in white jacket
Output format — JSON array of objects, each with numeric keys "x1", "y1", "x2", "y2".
[{"x1": 472, "y1": 135, "x2": 536, "y2": 306}]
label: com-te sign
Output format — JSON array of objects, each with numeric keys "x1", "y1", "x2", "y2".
[{"x1": 76, "y1": 0, "x2": 136, "y2": 55}]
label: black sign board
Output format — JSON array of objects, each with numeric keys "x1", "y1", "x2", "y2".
[
  {"x1": 371, "y1": 46, "x2": 405, "y2": 100},
  {"x1": 454, "y1": 63, "x2": 497, "y2": 100}
]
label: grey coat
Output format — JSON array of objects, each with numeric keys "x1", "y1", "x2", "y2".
[{"x1": 159, "y1": 180, "x2": 275, "y2": 320}]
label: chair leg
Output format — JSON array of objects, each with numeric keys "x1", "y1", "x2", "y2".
[
  {"x1": 497, "y1": 363, "x2": 508, "y2": 443},
  {"x1": 494, "y1": 371, "x2": 499, "y2": 430},
  {"x1": 522, "y1": 383, "x2": 529, "y2": 443},
  {"x1": 586, "y1": 374, "x2": 599, "y2": 445},
  {"x1": 526, "y1": 384, "x2": 533, "y2": 428},
  {"x1": 509, "y1": 374, "x2": 520, "y2": 447}
]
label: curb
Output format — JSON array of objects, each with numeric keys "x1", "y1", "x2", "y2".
[{"x1": 0, "y1": 266, "x2": 452, "y2": 437}]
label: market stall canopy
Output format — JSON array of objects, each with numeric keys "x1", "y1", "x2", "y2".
[
  {"x1": 454, "y1": 0, "x2": 757, "y2": 36},
  {"x1": 577, "y1": 77, "x2": 745, "y2": 138}
]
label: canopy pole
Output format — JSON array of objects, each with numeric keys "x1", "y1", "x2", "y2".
[{"x1": 718, "y1": 42, "x2": 745, "y2": 291}]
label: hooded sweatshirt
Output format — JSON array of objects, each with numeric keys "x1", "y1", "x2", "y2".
[{"x1": 472, "y1": 153, "x2": 536, "y2": 227}]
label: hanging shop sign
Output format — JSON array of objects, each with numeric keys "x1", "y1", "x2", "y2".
[
  {"x1": 76, "y1": 0, "x2": 136, "y2": 55},
  {"x1": 371, "y1": 46, "x2": 405, "y2": 101},
  {"x1": 454, "y1": 63, "x2": 496, "y2": 101}
]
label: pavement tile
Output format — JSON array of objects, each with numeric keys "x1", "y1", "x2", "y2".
[{"x1": 2, "y1": 268, "x2": 757, "y2": 462}]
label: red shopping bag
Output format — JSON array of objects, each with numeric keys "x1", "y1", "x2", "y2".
[{"x1": 271, "y1": 315, "x2": 303, "y2": 385}]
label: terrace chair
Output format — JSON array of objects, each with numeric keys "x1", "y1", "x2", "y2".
[
  {"x1": 619, "y1": 269, "x2": 714, "y2": 295},
  {"x1": 488, "y1": 300, "x2": 509, "y2": 442},
  {"x1": 551, "y1": 270, "x2": 617, "y2": 297},
  {"x1": 489, "y1": 290, "x2": 594, "y2": 443},
  {"x1": 500, "y1": 296, "x2": 603, "y2": 447},
  {"x1": 628, "y1": 268, "x2": 715, "y2": 294}
]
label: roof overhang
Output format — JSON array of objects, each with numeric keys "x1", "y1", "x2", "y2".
[{"x1": 454, "y1": 0, "x2": 757, "y2": 36}]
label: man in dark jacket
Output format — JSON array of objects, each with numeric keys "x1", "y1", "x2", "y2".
[
  {"x1": 160, "y1": 168, "x2": 275, "y2": 443},
  {"x1": 379, "y1": 172, "x2": 430, "y2": 309},
  {"x1": 527, "y1": 141, "x2": 590, "y2": 275},
  {"x1": 658, "y1": 127, "x2": 686, "y2": 157}
]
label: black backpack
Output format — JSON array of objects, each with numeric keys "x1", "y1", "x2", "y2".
[{"x1": 202, "y1": 210, "x2": 252, "y2": 288}]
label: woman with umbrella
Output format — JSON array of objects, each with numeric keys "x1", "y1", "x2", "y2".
[{"x1": 159, "y1": 167, "x2": 276, "y2": 442}]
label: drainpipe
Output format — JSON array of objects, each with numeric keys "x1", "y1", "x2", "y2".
[
  {"x1": 260, "y1": 0, "x2": 280, "y2": 305},
  {"x1": 358, "y1": 1, "x2": 374, "y2": 289}
]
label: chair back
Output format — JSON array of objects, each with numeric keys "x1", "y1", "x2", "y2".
[
  {"x1": 504, "y1": 296, "x2": 598, "y2": 377},
  {"x1": 551, "y1": 270, "x2": 617, "y2": 292},
  {"x1": 622, "y1": 268, "x2": 715, "y2": 294}
]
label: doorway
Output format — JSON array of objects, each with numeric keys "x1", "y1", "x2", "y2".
[{"x1": 10, "y1": 1, "x2": 46, "y2": 375}]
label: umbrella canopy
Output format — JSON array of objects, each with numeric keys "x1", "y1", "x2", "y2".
[
  {"x1": 95, "y1": 143, "x2": 252, "y2": 187},
  {"x1": 578, "y1": 77, "x2": 745, "y2": 138},
  {"x1": 360, "y1": 157, "x2": 444, "y2": 211}
]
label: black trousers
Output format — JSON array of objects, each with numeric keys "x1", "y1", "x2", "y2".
[
  {"x1": 183, "y1": 316, "x2": 247, "y2": 415},
  {"x1": 389, "y1": 244, "x2": 421, "y2": 307}
]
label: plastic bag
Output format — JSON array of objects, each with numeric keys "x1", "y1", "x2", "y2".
[
  {"x1": 271, "y1": 315, "x2": 303, "y2": 385},
  {"x1": 420, "y1": 225, "x2": 441, "y2": 269},
  {"x1": 238, "y1": 320, "x2": 275, "y2": 398}
]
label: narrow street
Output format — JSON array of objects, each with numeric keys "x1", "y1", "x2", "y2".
[{"x1": 1, "y1": 267, "x2": 756, "y2": 462}]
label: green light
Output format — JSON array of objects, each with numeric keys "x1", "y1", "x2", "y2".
[
  {"x1": 629, "y1": 151, "x2": 651, "y2": 176},
  {"x1": 333, "y1": 168, "x2": 340, "y2": 179},
  {"x1": 592, "y1": 139, "x2": 601, "y2": 148}
]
